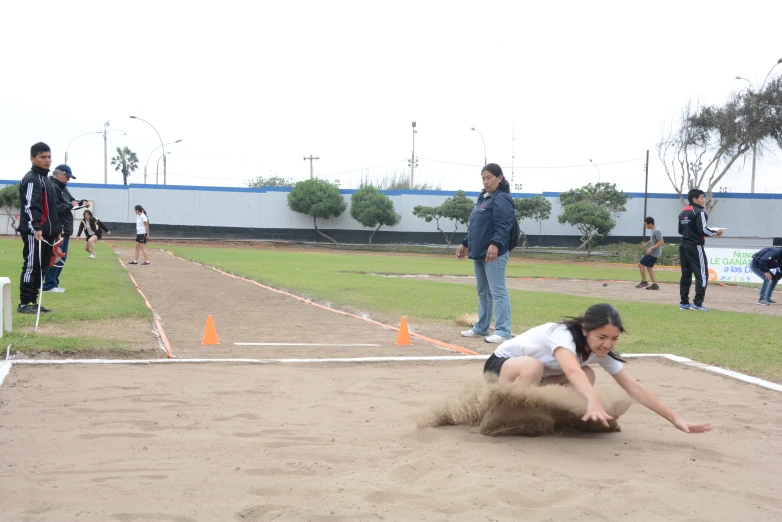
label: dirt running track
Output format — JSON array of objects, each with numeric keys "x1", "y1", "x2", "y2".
[
  {"x1": 0, "y1": 359, "x2": 780, "y2": 521},
  {"x1": 115, "y1": 248, "x2": 452, "y2": 359}
]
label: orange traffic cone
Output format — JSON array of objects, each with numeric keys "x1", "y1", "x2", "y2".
[
  {"x1": 395, "y1": 317, "x2": 412, "y2": 346},
  {"x1": 202, "y1": 315, "x2": 220, "y2": 345}
]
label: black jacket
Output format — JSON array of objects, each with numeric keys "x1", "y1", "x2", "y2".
[
  {"x1": 752, "y1": 247, "x2": 782, "y2": 281},
  {"x1": 50, "y1": 176, "x2": 83, "y2": 236},
  {"x1": 77, "y1": 218, "x2": 109, "y2": 240},
  {"x1": 18, "y1": 166, "x2": 60, "y2": 237},
  {"x1": 678, "y1": 203, "x2": 718, "y2": 246}
]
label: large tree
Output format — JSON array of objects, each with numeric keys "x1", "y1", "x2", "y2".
[
  {"x1": 658, "y1": 77, "x2": 782, "y2": 212},
  {"x1": 349, "y1": 186, "x2": 401, "y2": 244},
  {"x1": 0, "y1": 183, "x2": 21, "y2": 234},
  {"x1": 558, "y1": 183, "x2": 629, "y2": 252},
  {"x1": 515, "y1": 195, "x2": 552, "y2": 246},
  {"x1": 558, "y1": 182, "x2": 631, "y2": 215},
  {"x1": 287, "y1": 178, "x2": 347, "y2": 245},
  {"x1": 413, "y1": 190, "x2": 474, "y2": 247},
  {"x1": 246, "y1": 175, "x2": 295, "y2": 188},
  {"x1": 110, "y1": 146, "x2": 139, "y2": 185}
]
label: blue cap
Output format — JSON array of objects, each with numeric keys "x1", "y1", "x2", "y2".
[{"x1": 54, "y1": 164, "x2": 75, "y2": 179}]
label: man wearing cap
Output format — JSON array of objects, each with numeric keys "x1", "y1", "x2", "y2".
[{"x1": 43, "y1": 164, "x2": 89, "y2": 293}]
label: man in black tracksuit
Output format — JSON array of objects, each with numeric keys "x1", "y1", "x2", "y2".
[
  {"x1": 18, "y1": 142, "x2": 61, "y2": 314},
  {"x1": 678, "y1": 188, "x2": 723, "y2": 311}
]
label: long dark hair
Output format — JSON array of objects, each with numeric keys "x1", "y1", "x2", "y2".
[
  {"x1": 479, "y1": 163, "x2": 510, "y2": 196},
  {"x1": 82, "y1": 210, "x2": 99, "y2": 231},
  {"x1": 556, "y1": 303, "x2": 627, "y2": 363},
  {"x1": 134, "y1": 205, "x2": 148, "y2": 220}
]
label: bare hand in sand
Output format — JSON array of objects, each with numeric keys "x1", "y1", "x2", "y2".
[
  {"x1": 582, "y1": 397, "x2": 614, "y2": 427},
  {"x1": 672, "y1": 418, "x2": 713, "y2": 434}
]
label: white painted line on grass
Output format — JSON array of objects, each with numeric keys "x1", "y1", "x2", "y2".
[
  {"x1": 234, "y1": 343, "x2": 382, "y2": 347},
  {"x1": 0, "y1": 361, "x2": 11, "y2": 388}
]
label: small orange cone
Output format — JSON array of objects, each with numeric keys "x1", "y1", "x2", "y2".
[
  {"x1": 395, "y1": 317, "x2": 413, "y2": 346},
  {"x1": 202, "y1": 315, "x2": 220, "y2": 345}
]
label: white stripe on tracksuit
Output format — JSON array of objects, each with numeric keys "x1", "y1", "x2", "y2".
[
  {"x1": 23, "y1": 182, "x2": 34, "y2": 231},
  {"x1": 696, "y1": 244, "x2": 707, "y2": 288},
  {"x1": 23, "y1": 234, "x2": 35, "y2": 283}
]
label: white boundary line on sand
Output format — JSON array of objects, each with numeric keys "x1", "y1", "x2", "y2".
[
  {"x1": 0, "y1": 354, "x2": 780, "y2": 393},
  {"x1": 234, "y1": 343, "x2": 381, "y2": 347}
]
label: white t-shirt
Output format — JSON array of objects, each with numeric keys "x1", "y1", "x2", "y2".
[
  {"x1": 493, "y1": 323, "x2": 623, "y2": 377},
  {"x1": 85, "y1": 221, "x2": 95, "y2": 235},
  {"x1": 136, "y1": 213, "x2": 148, "y2": 234}
]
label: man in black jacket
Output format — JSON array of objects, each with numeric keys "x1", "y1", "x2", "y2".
[
  {"x1": 18, "y1": 143, "x2": 61, "y2": 314},
  {"x1": 677, "y1": 188, "x2": 723, "y2": 311},
  {"x1": 43, "y1": 164, "x2": 89, "y2": 293}
]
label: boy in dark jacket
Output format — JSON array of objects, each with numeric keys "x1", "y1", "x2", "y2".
[
  {"x1": 677, "y1": 189, "x2": 723, "y2": 311},
  {"x1": 43, "y1": 164, "x2": 89, "y2": 293},
  {"x1": 18, "y1": 143, "x2": 61, "y2": 314},
  {"x1": 749, "y1": 247, "x2": 782, "y2": 305}
]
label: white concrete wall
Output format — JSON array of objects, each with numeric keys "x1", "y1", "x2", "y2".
[{"x1": 1, "y1": 180, "x2": 779, "y2": 239}]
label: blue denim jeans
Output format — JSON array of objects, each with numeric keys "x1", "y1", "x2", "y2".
[
  {"x1": 471, "y1": 252, "x2": 512, "y2": 338},
  {"x1": 750, "y1": 260, "x2": 779, "y2": 301},
  {"x1": 43, "y1": 235, "x2": 70, "y2": 290}
]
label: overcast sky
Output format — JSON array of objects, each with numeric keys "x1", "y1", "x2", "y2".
[{"x1": 2, "y1": 0, "x2": 781, "y2": 195}]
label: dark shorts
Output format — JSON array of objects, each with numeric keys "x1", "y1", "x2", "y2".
[
  {"x1": 639, "y1": 254, "x2": 658, "y2": 267},
  {"x1": 483, "y1": 353, "x2": 509, "y2": 377},
  {"x1": 136, "y1": 234, "x2": 148, "y2": 244},
  {"x1": 85, "y1": 233, "x2": 96, "y2": 241}
]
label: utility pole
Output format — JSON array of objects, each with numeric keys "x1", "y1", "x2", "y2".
[
  {"x1": 103, "y1": 120, "x2": 110, "y2": 184},
  {"x1": 303, "y1": 155, "x2": 319, "y2": 179},
  {"x1": 641, "y1": 149, "x2": 649, "y2": 241},
  {"x1": 407, "y1": 121, "x2": 418, "y2": 187}
]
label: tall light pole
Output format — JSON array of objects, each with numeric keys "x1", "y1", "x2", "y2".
[
  {"x1": 589, "y1": 159, "x2": 601, "y2": 183},
  {"x1": 736, "y1": 58, "x2": 782, "y2": 193},
  {"x1": 129, "y1": 115, "x2": 167, "y2": 184},
  {"x1": 144, "y1": 140, "x2": 182, "y2": 184},
  {"x1": 470, "y1": 127, "x2": 487, "y2": 166},
  {"x1": 65, "y1": 131, "x2": 101, "y2": 164},
  {"x1": 156, "y1": 152, "x2": 170, "y2": 185},
  {"x1": 408, "y1": 121, "x2": 418, "y2": 186}
]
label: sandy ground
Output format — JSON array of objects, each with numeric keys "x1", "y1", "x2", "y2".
[
  {"x1": 114, "y1": 248, "x2": 450, "y2": 359},
  {"x1": 0, "y1": 359, "x2": 780, "y2": 521}
]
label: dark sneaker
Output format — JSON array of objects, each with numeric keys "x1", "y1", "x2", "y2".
[
  {"x1": 36, "y1": 304, "x2": 53, "y2": 313},
  {"x1": 691, "y1": 305, "x2": 709, "y2": 312},
  {"x1": 767, "y1": 299, "x2": 777, "y2": 304},
  {"x1": 128, "y1": 260, "x2": 138, "y2": 265},
  {"x1": 635, "y1": 281, "x2": 649, "y2": 288},
  {"x1": 646, "y1": 284, "x2": 660, "y2": 290},
  {"x1": 17, "y1": 304, "x2": 36, "y2": 314},
  {"x1": 758, "y1": 299, "x2": 770, "y2": 306},
  {"x1": 142, "y1": 261, "x2": 151, "y2": 265},
  {"x1": 679, "y1": 304, "x2": 693, "y2": 310}
]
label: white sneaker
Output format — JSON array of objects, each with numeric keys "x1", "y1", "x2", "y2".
[
  {"x1": 52, "y1": 287, "x2": 65, "y2": 293},
  {"x1": 461, "y1": 329, "x2": 487, "y2": 338},
  {"x1": 88, "y1": 254, "x2": 96, "y2": 259},
  {"x1": 484, "y1": 334, "x2": 508, "y2": 344}
]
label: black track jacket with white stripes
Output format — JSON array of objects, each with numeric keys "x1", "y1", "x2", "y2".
[
  {"x1": 678, "y1": 203, "x2": 718, "y2": 246},
  {"x1": 18, "y1": 166, "x2": 60, "y2": 237}
]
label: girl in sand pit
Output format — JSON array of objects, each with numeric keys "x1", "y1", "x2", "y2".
[{"x1": 484, "y1": 303, "x2": 713, "y2": 434}]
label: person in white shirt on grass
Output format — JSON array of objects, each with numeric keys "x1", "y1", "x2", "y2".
[
  {"x1": 128, "y1": 205, "x2": 150, "y2": 266},
  {"x1": 483, "y1": 303, "x2": 712, "y2": 434}
]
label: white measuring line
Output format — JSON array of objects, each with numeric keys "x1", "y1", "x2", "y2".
[
  {"x1": 234, "y1": 343, "x2": 381, "y2": 347},
  {"x1": 1, "y1": 354, "x2": 780, "y2": 393}
]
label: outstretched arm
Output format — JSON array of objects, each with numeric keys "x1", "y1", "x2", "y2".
[
  {"x1": 553, "y1": 348, "x2": 613, "y2": 427},
  {"x1": 612, "y1": 369, "x2": 712, "y2": 433}
]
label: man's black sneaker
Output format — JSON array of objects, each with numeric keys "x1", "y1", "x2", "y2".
[
  {"x1": 17, "y1": 304, "x2": 36, "y2": 314},
  {"x1": 635, "y1": 281, "x2": 649, "y2": 288},
  {"x1": 37, "y1": 304, "x2": 53, "y2": 313},
  {"x1": 646, "y1": 284, "x2": 660, "y2": 290}
]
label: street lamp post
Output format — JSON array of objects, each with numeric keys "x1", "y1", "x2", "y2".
[
  {"x1": 736, "y1": 58, "x2": 782, "y2": 193},
  {"x1": 408, "y1": 121, "x2": 418, "y2": 187},
  {"x1": 130, "y1": 115, "x2": 167, "y2": 184},
  {"x1": 156, "y1": 152, "x2": 170, "y2": 185},
  {"x1": 589, "y1": 159, "x2": 601, "y2": 183},
  {"x1": 65, "y1": 131, "x2": 102, "y2": 164},
  {"x1": 470, "y1": 127, "x2": 487, "y2": 166},
  {"x1": 144, "y1": 140, "x2": 182, "y2": 184}
]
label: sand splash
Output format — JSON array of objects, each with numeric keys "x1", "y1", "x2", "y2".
[{"x1": 418, "y1": 378, "x2": 632, "y2": 436}]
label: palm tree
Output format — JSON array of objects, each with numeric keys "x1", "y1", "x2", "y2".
[{"x1": 110, "y1": 146, "x2": 139, "y2": 185}]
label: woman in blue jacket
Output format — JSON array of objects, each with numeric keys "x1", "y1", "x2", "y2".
[{"x1": 456, "y1": 163, "x2": 516, "y2": 343}]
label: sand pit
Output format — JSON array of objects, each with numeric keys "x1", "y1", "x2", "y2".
[{"x1": 1, "y1": 358, "x2": 781, "y2": 521}]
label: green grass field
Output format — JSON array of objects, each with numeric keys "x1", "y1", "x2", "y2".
[
  {"x1": 166, "y1": 245, "x2": 782, "y2": 381},
  {"x1": 0, "y1": 238, "x2": 150, "y2": 353}
]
